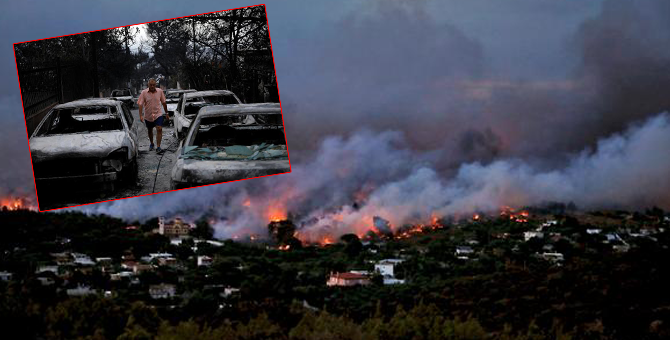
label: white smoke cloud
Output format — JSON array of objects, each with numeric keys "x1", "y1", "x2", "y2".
[{"x1": 82, "y1": 112, "x2": 670, "y2": 241}]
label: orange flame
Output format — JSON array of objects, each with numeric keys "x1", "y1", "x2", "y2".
[
  {"x1": 0, "y1": 196, "x2": 35, "y2": 211},
  {"x1": 267, "y1": 205, "x2": 287, "y2": 222}
]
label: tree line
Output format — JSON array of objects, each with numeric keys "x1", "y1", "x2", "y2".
[{"x1": 14, "y1": 5, "x2": 276, "y2": 102}]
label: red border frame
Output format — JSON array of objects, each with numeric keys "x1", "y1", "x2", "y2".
[{"x1": 13, "y1": 4, "x2": 292, "y2": 212}]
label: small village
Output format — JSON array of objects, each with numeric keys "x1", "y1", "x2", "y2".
[{"x1": 1, "y1": 206, "x2": 669, "y2": 338}]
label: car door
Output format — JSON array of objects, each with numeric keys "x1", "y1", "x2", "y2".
[
  {"x1": 175, "y1": 94, "x2": 185, "y2": 133},
  {"x1": 121, "y1": 104, "x2": 139, "y2": 157}
]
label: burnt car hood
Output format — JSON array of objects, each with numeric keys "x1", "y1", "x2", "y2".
[
  {"x1": 173, "y1": 158, "x2": 290, "y2": 184},
  {"x1": 30, "y1": 131, "x2": 129, "y2": 161}
]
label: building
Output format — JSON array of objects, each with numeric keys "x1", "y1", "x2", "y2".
[
  {"x1": 222, "y1": 287, "x2": 240, "y2": 298},
  {"x1": 0, "y1": 271, "x2": 12, "y2": 281},
  {"x1": 67, "y1": 285, "x2": 96, "y2": 297},
  {"x1": 524, "y1": 231, "x2": 544, "y2": 241},
  {"x1": 36, "y1": 265, "x2": 59, "y2": 275},
  {"x1": 455, "y1": 246, "x2": 474, "y2": 256},
  {"x1": 149, "y1": 284, "x2": 177, "y2": 299},
  {"x1": 197, "y1": 255, "x2": 213, "y2": 267},
  {"x1": 133, "y1": 264, "x2": 154, "y2": 275},
  {"x1": 374, "y1": 259, "x2": 404, "y2": 277},
  {"x1": 327, "y1": 272, "x2": 371, "y2": 287},
  {"x1": 158, "y1": 217, "x2": 193, "y2": 238},
  {"x1": 72, "y1": 253, "x2": 95, "y2": 266},
  {"x1": 541, "y1": 252, "x2": 564, "y2": 264}
]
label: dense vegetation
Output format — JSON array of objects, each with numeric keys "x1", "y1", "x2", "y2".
[{"x1": 0, "y1": 209, "x2": 669, "y2": 339}]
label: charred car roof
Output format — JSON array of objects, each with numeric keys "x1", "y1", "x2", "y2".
[
  {"x1": 184, "y1": 90, "x2": 236, "y2": 99},
  {"x1": 196, "y1": 103, "x2": 281, "y2": 117},
  {"x1": 54, "y1": 98, "x2": 120, "y2": 109}
]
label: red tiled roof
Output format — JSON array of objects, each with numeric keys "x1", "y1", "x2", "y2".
[{"x1": 331, "y1": 272, "x2": 367, "y2": 280}]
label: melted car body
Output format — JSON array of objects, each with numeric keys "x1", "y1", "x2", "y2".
[
  {"x1": 173, "y1": 90, "x2": 241, "y2": 137},
  {"x1": 30, "y1": 99, "x2": 140, "y2": 200},
  {"x1": 171, "y1": 103, "x2": 290, "y2": 189}
]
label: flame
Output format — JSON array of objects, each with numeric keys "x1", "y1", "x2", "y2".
[
  {"x1": 473, "y1": 214, "x2": 480, "y2": 221},
  {"x1": 499, "y1": 206, "x2": 529, "y2": 223},
  {"x1": 267, "y1": 205, "x2": 287, "y2": 222},
  {"x1": 0, "y1": 196, "x2": 36, "y2": 211},
  {"x1": 278, "y1": 244, "x2": 291, "y2": 251},
  {"x1": 243, "y1": 198, "x2": 251, "y2": 207}
]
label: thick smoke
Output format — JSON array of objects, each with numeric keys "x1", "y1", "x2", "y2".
[
  {"x1": 0, "y1": 95, "x2": 36, "y2": 202},
  {"x1": 281, "y1": 0, "x2": 670, "y2": 167},
  {"x1": 294, "y1": 112, "x2": 670, "y2": 241},
  {"x1": 84, "y1": 112, "x2": 670, "y2": 241},
  {"x1": 2, "y1": 0, "x2": 666, "y2": 241}
]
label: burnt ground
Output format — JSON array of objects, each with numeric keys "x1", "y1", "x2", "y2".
[{"x1": 39, "y1": 108, "x2": 181, "y2": 210}]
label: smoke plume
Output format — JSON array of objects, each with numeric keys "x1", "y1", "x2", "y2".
[{"x1": 84, "y1": 112, "x2": 670, "y2": 241}]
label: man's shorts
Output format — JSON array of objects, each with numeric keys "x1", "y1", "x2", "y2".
[{"x1": 145, "y1": 116, "x2": 164, "y2": 129}]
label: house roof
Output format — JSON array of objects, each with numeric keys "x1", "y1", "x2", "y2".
[{"x1": 331, "y1": 272, "x2": 368, "y2": 280}]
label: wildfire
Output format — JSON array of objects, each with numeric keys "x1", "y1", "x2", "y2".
[
  {"x1": 499, "y1": 206, "x2": 529, "y2": 223},
  {"x1": 473, "y1": 214, "x2": 480, "y2": 221},
  {"x1": 267, "y1": 206, "x2": 287, "y2": 222},
  {"x1": 278, "y1": 244, "x2": 291, "y2": 251},
  {"x1": 0, "y1": 196, "x2": 36, "y2": 211}
]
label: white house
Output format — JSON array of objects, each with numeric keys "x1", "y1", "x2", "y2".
[
  {"x1": 383, "y1": 277, "x2": 405, "y2": 285},
  {"x1": 149, "y1": 283, "x2": 177, "y2": 299},
  {"x1": 541, "y1": 252, "x2": 564, "y2": 264},
  {"x1": 222, "y1": 287, "x2": 240, "y2": 298},
  {"x1": 67, "y1": 285, "x2": 96, "y2": 297},
  {"x1": 455, "y1": 246, "x2": 474, "y2": 256},
  {"x1": 0, "y1": 271, "x2": 12, "y2": 281},
  {"x1": 544, "y1": 220, "x2": 558, "y2": 226},
  {"x1": 197, "y1": 255, "x2": 213, "y2": 267},
  {"x1": 36, "y1": 265, "x2": 59, "y2": 274},
  {"x1": 524, "y1": 231, "x2": 544, "y2": 241},
  {"x1": 374, "y1": 259, "x2": 403, "y2": 277}
]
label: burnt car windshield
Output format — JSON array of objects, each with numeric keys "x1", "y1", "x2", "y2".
[
  {"x1": 201, "y1": 94, "x2": 238, "y2": 104},
  {"x1": 183, "y1": 114, "x2": 287, "y2": 161},
  {"x1": 35, "y1": 106, "x2": 123, "y2": 136},
  {"x1": 112, "y1": 90, "x2": 131, "y2": 96},
  {"x1": 186, "y1": 94, "x2": 238, "y2": 104}
]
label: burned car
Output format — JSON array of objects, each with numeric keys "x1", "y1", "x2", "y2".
[
  {"x1": 111, "y1": 88, "x2": 134, "y2": 109},
  {"x1": 30, "y1": 99, "x2": 140, "y2": 200},
  {"x1": 171, "y1": 103, "x2": 290, "y2": 189},
  {"x1": 173, "y1": 90, "x2": 241, "y2": 137},
  {"x1": 165, "y1": 89, "x2": 196, "y2": 120}
]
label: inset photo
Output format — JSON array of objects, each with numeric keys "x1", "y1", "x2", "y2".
[{"x1": 14, "y1": 4, "x2": 290, "y2": 211}]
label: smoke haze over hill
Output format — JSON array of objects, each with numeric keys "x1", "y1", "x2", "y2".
[{"x1": 1, "y1": 0, "x2": 669, "y2": 239}]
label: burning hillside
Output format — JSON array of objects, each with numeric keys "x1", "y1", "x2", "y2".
[
  {"x1": 0, "y1": 195, "x2": 37, "y2": 211},
  {"x1": 82, "y1": 111, "x2": 670, "y2": 243}
]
